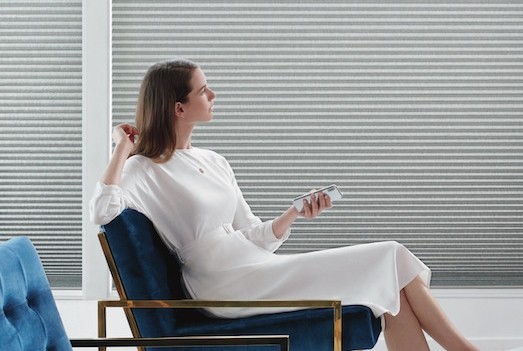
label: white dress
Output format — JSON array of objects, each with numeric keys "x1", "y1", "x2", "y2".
[{"x1": 90, "y1": 147, "x2": 431, "y2": 319}]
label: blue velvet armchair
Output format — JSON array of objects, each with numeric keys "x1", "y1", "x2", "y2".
[
  {"x1": 98, "y1": 209, "x2": 382, "y2": 351},
  {"x1": 0, "y1": 236, "x2": 289, "y2": 351}
]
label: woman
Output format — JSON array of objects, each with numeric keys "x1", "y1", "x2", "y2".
[{"x1": 90, "y1": 59, "x2": 479, "y2": 351}]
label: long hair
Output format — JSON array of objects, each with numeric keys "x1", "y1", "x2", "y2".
[{"x1": 133, "y1": 59, "x2": 199, "y2": 162}]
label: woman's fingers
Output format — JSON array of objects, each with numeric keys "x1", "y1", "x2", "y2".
[
  {"x1": 121, "y1": 123, "x2": 139, "y2": 137},
  {"x1": 113, "y1": 123, "x2": 139, "y2": 144},
  {"x1": 318, "y1": 192, "x2": 332, "y2": 210},
  {"x1": 317, "y1": 192, "x2": 326, "y2": 209},
  {"x1": 310, "y1": 192, "x2": 319, "y2": 215},
  {"x1": 302, "y1": 199, "x2": 311, "y2": 218},
  {"x1": 300, "y1": 192, "x2": 332, "y2": 219}
]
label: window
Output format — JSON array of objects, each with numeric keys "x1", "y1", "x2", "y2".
[
  {"x1": 0, "y1": 0, "x2": 83, "y2": 288},
  {"x1": 112, "y1": 0, "x2": 523, "y2": 287}
]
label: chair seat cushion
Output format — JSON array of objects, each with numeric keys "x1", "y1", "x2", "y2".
[{"x1": 175, "y1": 305, "x2": 381, "y2": 350}]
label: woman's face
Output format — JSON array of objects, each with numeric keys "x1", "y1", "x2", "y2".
[{"x1": 177, "y1": 68, "x2": 216, "y2": 124}]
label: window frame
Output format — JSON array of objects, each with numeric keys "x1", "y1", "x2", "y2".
[{"x1": 81, "y1": 0, "x2": 112, "y2": 299}]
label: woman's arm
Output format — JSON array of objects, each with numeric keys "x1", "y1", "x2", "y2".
[
  {"x1": 272, "y1": 192, "x2": 332, "y2": 239},
  {"x1": 100, "y1": 124, "x2": 139, "y2": 185},
  {"x1": 89, "y1": 124, "x2": 139, "y2": 225}
]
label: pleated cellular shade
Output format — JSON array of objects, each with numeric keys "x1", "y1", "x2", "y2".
[
  {"x1": 112, "y1": 1, "x2": 523, "y2": 287},
  {"x1": 0, "y1": 1, "x2": 82, "y2": 288}
]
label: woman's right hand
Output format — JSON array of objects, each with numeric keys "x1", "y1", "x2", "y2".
[
  {"x1": 112, "y1": 123, "x2": 139, "y2": 152},
  {"x1": 100, "y1": 124, "x2": 139, "y2": 186}
]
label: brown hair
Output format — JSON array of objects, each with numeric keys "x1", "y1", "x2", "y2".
[{"x1": 133, "y1": 59, "x2": 199, "y2": 162}]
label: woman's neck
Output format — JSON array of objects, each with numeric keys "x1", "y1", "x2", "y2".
[{"x1": 175, "y1": 123, "x2": 194, "y2": 149}]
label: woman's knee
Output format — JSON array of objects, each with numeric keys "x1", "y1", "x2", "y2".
[{"x1": 399, "y1": 288, "x2": 409, "y2": 306}]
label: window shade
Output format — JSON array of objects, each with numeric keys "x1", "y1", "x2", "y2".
[
  {"x1": 112, "y1": 0, "x2": 523, "y2": 287},
  {"x1": 0, "y1": 0, "x2": 82, "y2": 288}
]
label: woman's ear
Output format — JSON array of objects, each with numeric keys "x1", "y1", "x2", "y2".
[{"x1": 174, "y1": 102, "x2": 184, "y2": 118}]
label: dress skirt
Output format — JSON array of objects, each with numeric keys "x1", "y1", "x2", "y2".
[{"x1": 179, "y1": 224, "x2": 431, "y2": 319}]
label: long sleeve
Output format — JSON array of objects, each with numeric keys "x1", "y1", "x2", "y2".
[
  {"x1": 237, "y1": 216, "x2": 290, "y2": 253},
  {"x1": 225, "y1": 163, "x2": 291, "y2": 252},
  {"x1": 89, "y1": 181, "x2": 136, "y2": 225},
  {"x1": 90, "y1": 155, "x2": 153, "y2": 226}
]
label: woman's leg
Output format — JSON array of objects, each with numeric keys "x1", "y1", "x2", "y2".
[
  {"x1": 403, "y1": 276, "x2": 480, "y2": 351},
  {"x1": 384, "y1": 290, "x2": 430, "y2": 351}
]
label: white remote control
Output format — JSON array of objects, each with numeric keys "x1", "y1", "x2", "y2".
[{"x1": 292, "y1": 184, "x2": 342, "y2": 212}]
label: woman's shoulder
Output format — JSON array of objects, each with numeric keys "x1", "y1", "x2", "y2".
[{"x1": 125, "y1": 154, "x2": 154, "y2": 172}]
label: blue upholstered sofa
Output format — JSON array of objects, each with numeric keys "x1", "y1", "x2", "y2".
[
  {"x1": 0, "y1": 236, "x2": 72, "y2": 350},
  {"x1": 99, "y1": 209, "x2": 382, "y2": 351}
]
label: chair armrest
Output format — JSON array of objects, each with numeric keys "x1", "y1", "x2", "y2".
[
  {"x1": 98, "y1": 299, "x2": 341, "y2": 351},
  {"x1": 70, "y1": 335, "x2": 289, "y2": 350},
  {"x1": 99, "y1": 298, "x2": 341, "y2": 309}
]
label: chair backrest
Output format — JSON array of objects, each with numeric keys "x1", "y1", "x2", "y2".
[
  {"x1": 0, "y1": 236, "x2": 72, "y2": 351},
  {"x1": 100, "y1": 208, "x2": 201, "y2": 338}
]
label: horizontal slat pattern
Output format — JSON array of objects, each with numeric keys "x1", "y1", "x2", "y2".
[
  {"x1": 112, "y1": 0, "x2": 523, "y2": 287},
  {"x1": 0, "y1": 0, "x2": 82, "y2": 288}
]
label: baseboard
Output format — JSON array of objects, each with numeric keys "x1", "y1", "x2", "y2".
[
  {"x1": 469, "y1": 338, "x2": 523, "y2": 351},
  {"x1": 371, "y1": 337, "x2": 523, "y2": 351}
]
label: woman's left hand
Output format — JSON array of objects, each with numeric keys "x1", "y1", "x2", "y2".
[
  {"x1": 273, "y1": 191, "x2": 333, "y2": 238},
  {"x1": 300, "y1": 191, "x2": 332, "y2": 219}
]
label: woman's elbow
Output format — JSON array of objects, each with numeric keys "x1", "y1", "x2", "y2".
[
  {"x1": 89, "y1": 198, "x2": 121, "y2": 225},
  {"x1": 90, "y1": 212, "x2": 113, "y2": 226}
]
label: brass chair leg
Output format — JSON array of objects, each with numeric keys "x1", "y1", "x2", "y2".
[
  {"x1": 97, "y1": 301, "x2": 106, "y2": 351},
  {"x1": 333, "y1": 300, "x2": 342, "y2": 351}
]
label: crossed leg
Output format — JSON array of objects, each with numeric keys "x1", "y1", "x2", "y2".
[{"x1": 384, "y1": 276, "x2": 480, "y2": 351}]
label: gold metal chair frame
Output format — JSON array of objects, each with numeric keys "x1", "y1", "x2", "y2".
[
  {"x1": 98, "y1": 232, "x2": 343, "y2": 351},
  {"x1": 72, "y1": 334, "x2": 289, "y2": 350}
]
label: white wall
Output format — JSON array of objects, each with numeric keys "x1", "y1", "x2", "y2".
[{"x1": 57, "y1": 289, "x2": 523, "y2": 351}]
